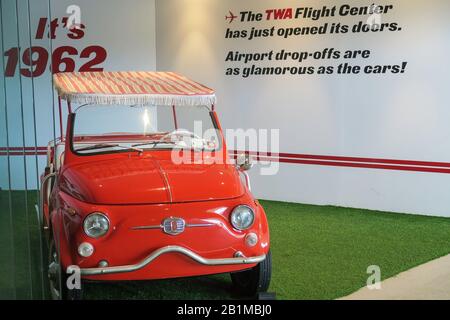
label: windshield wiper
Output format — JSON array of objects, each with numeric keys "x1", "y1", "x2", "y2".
[
  {"x1": 132, "y1": 141, "x2": 176, "y2": 148},
  {"x1": 76, "y1": 143, "x2": 143, "y2": 153}
]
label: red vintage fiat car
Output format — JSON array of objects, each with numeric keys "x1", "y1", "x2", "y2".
[{"x1": 40, "y1": 71, "x2": 271, "y2": 300}]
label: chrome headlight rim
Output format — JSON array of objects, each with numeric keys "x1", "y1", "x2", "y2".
[
  {"x1": 230, "y1": 205, "x2": 255, "y2": 231},
  {"x1": 83, "y1": 212, "x2": 110, "y2": 239}
]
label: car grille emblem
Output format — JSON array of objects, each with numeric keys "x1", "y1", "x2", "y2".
[{"x1": 162, "y1": 217, "x2": 185, "y2": 235}]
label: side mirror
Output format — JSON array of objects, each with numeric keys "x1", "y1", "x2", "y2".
[{"x1": 236, "y1": 153, "x2": 254, "y2": 172}]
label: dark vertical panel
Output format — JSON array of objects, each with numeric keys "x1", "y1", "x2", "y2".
[
  {"x1": 0, "y1": 0, "x2": 54, "y2": 300},
  {"x1": 25, "y1": 0, "x2": 45, "y2": 300},
  {"x1": 47, "y1": 0, "x2": 60, "y2": 300},
  {"x1": 14, "y1": 0, "x2": 34, "y2": 300},
  {"x1": 0, "y1": 0, "x2": 16, "y2": 301}
]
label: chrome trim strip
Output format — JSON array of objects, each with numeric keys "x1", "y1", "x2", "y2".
[
  {"x1": 130, "y1": 223, "x2": 215, "y2": 230},
  {"x1": 186, "y1": 223, "x2": 215, "y2": 228},
  {"x1": 130, "y1": 225, "x2": 161, "y2": 230},
  {"x1": 80, "y1": 245, "x2": 265, "y2": 275}
]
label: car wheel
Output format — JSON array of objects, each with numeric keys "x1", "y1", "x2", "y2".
[
  {"x1": 231, "y1": 250, "x2": 272, "y2": 296},
  {"x1": 47, "y1": 238, "x2": 83, "y2": 300}
]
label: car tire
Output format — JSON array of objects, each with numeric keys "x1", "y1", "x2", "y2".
[
  {"x1": 231, "y1": 250, "x2": 272, "y2": 296},
  {"x1": 47, "y1": 238, "x2": 83, "y2": 300}
]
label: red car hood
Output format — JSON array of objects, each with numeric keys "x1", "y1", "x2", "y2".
[{"x1": 60, "y1": 156, "x2": 244, "y2": 205}]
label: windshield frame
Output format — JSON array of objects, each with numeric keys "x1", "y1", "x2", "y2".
[{"x1": 68, "y1": 106, "x2": 223, "y2": 157}]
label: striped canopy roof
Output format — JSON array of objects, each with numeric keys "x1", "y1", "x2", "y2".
[{"x1": 53, "y1": 71, "x2": 216, "y2": 107}]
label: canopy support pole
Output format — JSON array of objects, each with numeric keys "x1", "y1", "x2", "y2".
[
  {"x1": 58, "y1": 96, "x2": 64, "y2": 141},
  {"x1": 172, "y1": 105, "x2": 178, "y2": 130}
]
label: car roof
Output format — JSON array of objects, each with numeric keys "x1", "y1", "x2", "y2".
[{"x1": 53, "y1": 71, "x2": 216, "y2": 107}]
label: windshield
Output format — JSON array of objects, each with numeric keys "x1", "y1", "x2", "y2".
[{"x1": 72, "y1": 105, "x2": 221, "y2": 155}]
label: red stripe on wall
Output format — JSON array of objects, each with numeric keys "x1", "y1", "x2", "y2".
[
  {"x1": 230, "y1": 150, "x2": 450, "y2": 168},
  {"x1": 0, "y1": 147, "x2": 47, "y2": 151},
  {"x1": 230, "y1": 150, "x2": 450, "y2": 174},
  {"x1": 259, "y1": 156, "x2": 450, "y2": 174},
  {"x1": 0, "y1": 147, "x2": 47, "y2": 157},
  {"x1": 0, "y1": 152, "x2": 47, "y2": 156},
  {"x1": 2, "y1": 147, "x2": 450, "y2": 174}
]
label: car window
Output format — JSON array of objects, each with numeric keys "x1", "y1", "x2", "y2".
[{"x1": 72, "y1": 104, "x2": 221, "y2": 155}]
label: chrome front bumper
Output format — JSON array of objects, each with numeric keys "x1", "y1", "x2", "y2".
[{"x1": 80, "y1": 245, "x2": 266, "y2": 276}]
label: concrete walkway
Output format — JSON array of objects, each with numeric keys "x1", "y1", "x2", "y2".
[{"x1": 341, "y1": 254, "x2": 450, "y2": 300}]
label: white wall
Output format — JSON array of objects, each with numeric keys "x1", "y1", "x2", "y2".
[
  {"x1": 0, "y1": 0, "x2": 156, "y2": 189},
  {"x1": 155, "y1": 0, "x2": 450, "y2": 216},
  {"x1": 3, "y1": 0, "x2": 450, "y2": 217}
]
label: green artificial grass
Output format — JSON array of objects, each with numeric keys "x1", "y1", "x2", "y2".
[
  {"x1": 1, "y1": 191, "x2": 450, "y2": 300},
  {"x1": 0, "y1": 190, "x2": 44, "y2": 300}
]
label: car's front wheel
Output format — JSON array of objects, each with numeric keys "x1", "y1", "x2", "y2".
[
  {"x1": 231, "y1": 250, "x2": 272, "y2": 297},
  {"x1": 47, "y1": 238, "x2": 83, "y2": 300}
]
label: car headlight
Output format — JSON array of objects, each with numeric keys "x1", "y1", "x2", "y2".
[
  {"x1": 230, "y1": 205, "x2": 255, "y2": 230},
  {"x1": 83, "y1": 213, "x2": 110, "y2": 238}
]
